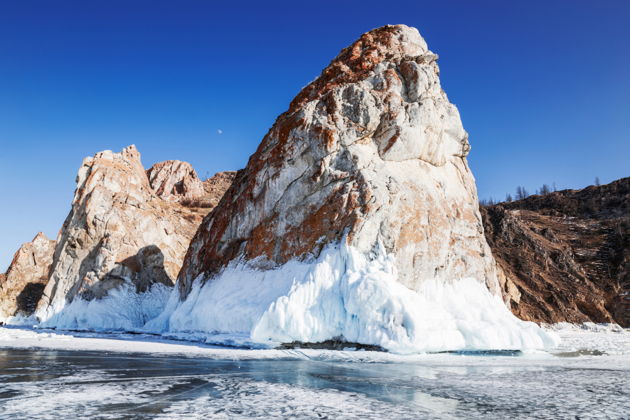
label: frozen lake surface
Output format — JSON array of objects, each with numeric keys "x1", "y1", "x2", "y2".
[{"x1": 0, "y1": 325, "x2": 628, "y2": 419}]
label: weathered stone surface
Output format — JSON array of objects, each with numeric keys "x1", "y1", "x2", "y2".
[
  {"x1": 146, "y1": 160, "x2": 205, "y2": 202},
  {"x1": 201, "y1": 171, "x2": 238, "y2": 207},
  {"x1": 0, "y1": 232, "x2": 56, "y2": 319},
  {"x1": 35, "y1": 145, "x2": 233, "y2": 321},
  {"x1": 482, "y1": 178, "x2": 630, "y2": 327},
  {"x1": 178, "y1": 25, "x2": 500, "y2": 299},
  {"x1": 178, "y1": 171, "x2": 237, "y2": 209}
]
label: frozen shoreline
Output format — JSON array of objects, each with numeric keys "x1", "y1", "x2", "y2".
[
  {"x1": 28, "y1": 242, "x2": 559, "y2": 354},
  {"x1": 0, "y1": 322, "x2": 627, "y2": 366}
]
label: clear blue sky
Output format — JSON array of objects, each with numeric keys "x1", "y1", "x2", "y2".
[{"x1": 1, "y1": 0, "x2": 629, "y2": 271}]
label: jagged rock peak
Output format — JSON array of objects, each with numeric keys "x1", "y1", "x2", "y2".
[
  {"x1": 35, "y1": 145, "x2": 210, "y2": 323},
  {"x1": 146, "y1": 160, "x2": 205, "y2": 202},
  {"x1": 290, "y1": 24, "x2": 430, "y2": 110},
  {"x1": 0, "y1": 232, "x2": 56, "y2": 320},
  {"x1": 177, "y1": 24, "x2": 492, "y2": 300}
]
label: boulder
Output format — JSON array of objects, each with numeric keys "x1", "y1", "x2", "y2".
[
  {"x1": 146, "y1": 160, "x2": 205, "y2": 202},
  {"x1": 0, "y1": 232, "x2": 55, "y2": 320},
  {"x1": 179, "y1": 25, "x2": 497, "y2": 295}
]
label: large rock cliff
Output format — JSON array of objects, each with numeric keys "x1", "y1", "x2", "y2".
[
  {"x1": 482, "y1": 178, "x2": 630, "y2": 327},
  {"x1": 160, "y1": 25, "x2": 553, "y2": 352},
  {"x1": 179, "y1": 24, "x2": 497, "y2": 296},
  {"x1": 35, "y1": 145, "x2": 233, "y2": 323},
  {"x1": 0, "y1": 232, "x2": 56, "y2": 320}
]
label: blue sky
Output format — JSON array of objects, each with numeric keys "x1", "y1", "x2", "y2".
[{"x1": 1, "y1": 0, "x2": 629, "y2": 271}]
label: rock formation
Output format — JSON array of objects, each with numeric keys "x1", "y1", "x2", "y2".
[
  {"x1": 146, "y1": 160, "x2": 205, "y2": 202},
  {"x1": 179, "y1": 24, "x2": 497, "y2": 296},
  {"x1": 159, "y1": 24, "x2": 553, "y2": 352},
  {"x1": 200, "y1": 171, "x2": 238, "y2": 208},
  {"x1": 482, "y1": 177, "x2": 630, "y2": 327},
  {"x1": 35, "y1": 146, "x2": 234, "y2": 324},
  {"x1": 0, "y1": 232, "x2": 56, "y2": 320}
]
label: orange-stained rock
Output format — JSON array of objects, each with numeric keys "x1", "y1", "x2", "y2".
[
  {"x1": 178, "y1": 25, "x2": 500, "y2": 299},
  {"x1": 146, "y1": 160, "x2": 205, "y2": 202}
]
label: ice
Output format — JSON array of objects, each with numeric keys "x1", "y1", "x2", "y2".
[
  {"x1": 0, "y1": 324, "x2": 627, "y2": 362},
  {"x1": 38, "y1": 283, "x2": 171, "y2": 331},
  {"x1": 15, "y1": 241, "x2": 558, "y2": 353},
  {"x1": 147, "y1": 241, "x2": 558, "y2": 353},
  {"x1": 547, "y1": 322, "x2": 630, "y2": 356},
  {"x1": 0, "y1": 331, "x2": 628, "y2": 419}
]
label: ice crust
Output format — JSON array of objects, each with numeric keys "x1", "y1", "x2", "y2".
[
  {"x1": 38, "y1": 283, "x2": 171, "y2": 331},
  {"x1": 20, "y1": 242, "x2": 557, "y2": 353},
  {"x1": 147, "y1": 242, "x2": 557, "y2": 353}
]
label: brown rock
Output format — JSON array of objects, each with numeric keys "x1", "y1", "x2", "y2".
[
  {"x1": 146, "y1": 160, "x2": 205, "y2": 202},
  {"x1": 179, "y1": 171, "x2": 237, "y2": 208},
  {"x1": 35, "y1": 145, "x2": 234, "y2": 322},
  {"x1": 177, "y1": 25, "x2": 500, "y2": 301},
  {"x1": 0, "y1": 232, "x2": 56, "y2": 319},
  {"x1": 482, "y1": 177, "x2": 630, "y2": 327}
]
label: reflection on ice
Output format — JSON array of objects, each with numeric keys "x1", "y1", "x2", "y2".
[
  {"x1": 0, "y1": 345, "x2": 628, "y2": 419},
  {"x1": 0, "y1": 325, "x2": 628, "y2": 419}
]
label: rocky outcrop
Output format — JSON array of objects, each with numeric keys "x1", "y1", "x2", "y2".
[
  {"x1": 146, "y1": 160, "x2": 205, "y2": 202},
  {"x1": 178, "y1": 171, "x2": 237, "y2": 208},
  {"x1": 482, "y1": 177, "x2": 630, "y2": 327},
  {"x1": 0, "y1": 233, "x2": 56, "y2": 320},
  {"x1": 178, "y1": 24, "x2": 499, "y2": 300},
  {"x1": 35, "y1": 146, "x2": 233, "y2": 322},
  {"x1": 157, "y1": 25, "x2": 559, "y2": 353},
  {"x1": 201, "y1": 171, "x2": 238, "y2": 207}
]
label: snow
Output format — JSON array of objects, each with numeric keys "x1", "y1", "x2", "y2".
[
  {"x1": 547, "y1": 322, "x2": 630, "y2": 356},
  {"x1": 146, "y1": 242, "x2": 557, "y2": 353}
]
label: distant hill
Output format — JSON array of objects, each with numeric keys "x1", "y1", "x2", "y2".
[{"x1": 482, "y1": 177, "x2": 630, "y2": 327}]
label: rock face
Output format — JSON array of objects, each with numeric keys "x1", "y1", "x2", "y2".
[
  {"x1": 178, "y1": 24, "x2": 498, "y2": 298},
  {"x1": 35, "y1": 146, "x2": 233, "y2": 322},
  {"x1": 177, "y1": 171, "x2": 237, "y2": 208},
  {"x1": 200, "y1": 171, "x2": 238, "y2": 208},
  {"x1": 482, "y1": 178, "x2": 630, "y2": 327},
  {"x1": 158, "y1": 25, "x2": 558, "y2": 353},
  {"x1": 0, "y1": 233, "x2": 56, "y2": 320},
  {"x1": 146, "y1": 160, "x2": 205, "y2": 202}
]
